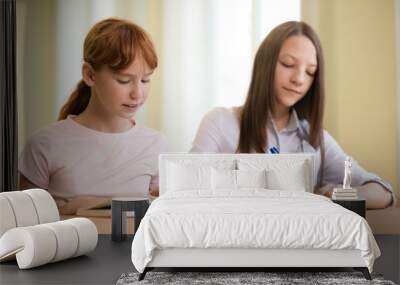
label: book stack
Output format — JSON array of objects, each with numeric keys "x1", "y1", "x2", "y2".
[{"x1": 332, "y1": 187, "x2": 358, "y2": 200}]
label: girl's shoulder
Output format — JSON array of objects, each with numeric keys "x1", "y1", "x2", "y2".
[
  {"x1": 298, "y1": 119, "x2": 338, "y2": 150},
  {"x1": 27, "y1": 119, "x2": 74, "y2": 144},
  {"x1": 203, "y1": 106, "x2": 240, "y2": 125},
  {"x1": 29, "y1": 118, "x2": 167, "y2": 143},
  {"x1": 207, "y1": 106, "x2": 238, "y2": 116},
  {"x1": 21, "y1": 119, "x2": 75, "y2": 157}
]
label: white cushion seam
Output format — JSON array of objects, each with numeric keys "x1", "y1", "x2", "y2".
[
  {"x1": 2, "y1": 195, "x2": 18, "y2": 227},
  {"x1": 40, "y1": 224, "x2": 59, "y2": 262},
  {"x1": 65, "y1": 221, "x2": 80, "y2": 257},
  {"x1": 24, "y1": 193, "x2": 41, "y2": 225}
]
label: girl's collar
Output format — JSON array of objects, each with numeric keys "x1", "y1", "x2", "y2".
[{"x1": 268, "y1": 109, "x2": 301, "y2": 134}]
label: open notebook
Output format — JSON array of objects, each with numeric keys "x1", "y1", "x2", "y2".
[
  {"x1": 76, "y1": 200, "x2": 112, "y2": 217},
  {"x1": 74, "y1": 195, "x2": 157, "y2": 217}
]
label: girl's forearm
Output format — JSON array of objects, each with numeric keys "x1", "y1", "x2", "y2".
[{"x1": 357, "y1": 182, "x2": 393, "y2": 209}]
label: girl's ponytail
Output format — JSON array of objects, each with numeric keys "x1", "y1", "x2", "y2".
[{"x1": 58, "y1": 80, "x2": 91, "y2": 120}]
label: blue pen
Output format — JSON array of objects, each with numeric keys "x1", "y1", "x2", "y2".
[{"x1": 269, "y1": 147, "x2": 280, "y2": 154}]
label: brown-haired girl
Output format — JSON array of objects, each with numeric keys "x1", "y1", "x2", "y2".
[
  {"x1": 19, "y1": 18, "x2": 167, "y2": 214},
  {"x1": 191, "y1": 21, "x2": 394, "y2": 209}
]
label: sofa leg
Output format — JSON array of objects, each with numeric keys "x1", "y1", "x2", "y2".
[
  {"x1": 138, "y1": 268, "x2": 148, "y2": 281},
  {"x1": 354, "y1": 267, "x2": 371, "y2": 280}
]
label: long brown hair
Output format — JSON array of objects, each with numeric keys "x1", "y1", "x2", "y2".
[
  {"x1": 237, "y1": 21, "x2": 325, "y2": 153},
  {"x1": 58, "y1": 18, "x2": 158, "y2": 120}
]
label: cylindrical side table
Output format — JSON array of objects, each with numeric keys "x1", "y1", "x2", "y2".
[{"x1": 111, "y1": 197, "x2": 149, "y2": 242}]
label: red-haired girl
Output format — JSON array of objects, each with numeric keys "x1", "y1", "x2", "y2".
[{"x1": 19, "y1": 18, "x2": 166, "y2": 214}]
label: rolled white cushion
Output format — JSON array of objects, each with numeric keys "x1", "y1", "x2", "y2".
[
  {"x1": 23, "y1": 189, "x2": 59, "y2": 223},
  {"x1": 0, "y1": 226, "x2": 57, "y2": 269},
  {"x1": 0, "y1": 192, "x2": 39, "y2": 227},
  {"x1": 0, "y1": 189, "x2": 58, "y2": 239},
  {"x1": 64, "y1": 218, "x2": 98, "y2": 257},
  {"x1": 0, "y1": 218, "x2": 98, "y2": 269},
  {"x1": 0, "y1": 196, "x2": 17, "y2": 237},
  {"x1": 42, "y1": 221, "x2": 79, "y2": 262}
]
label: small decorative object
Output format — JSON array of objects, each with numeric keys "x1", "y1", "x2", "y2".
[
  {"x1": 332, "y1": 157, "x2": 358, "y2": 200},
  {"x1": 343, "y1": 156, "x2": 352, "y2": 189}
]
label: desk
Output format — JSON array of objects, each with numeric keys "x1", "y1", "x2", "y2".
[{"x1": 1, "y1": 235, "x2": 399, "y2": 284}]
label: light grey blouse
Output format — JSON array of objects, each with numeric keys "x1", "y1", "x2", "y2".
[{"x1": 190, "y1": 107, "x2": 394, "y2": 203}]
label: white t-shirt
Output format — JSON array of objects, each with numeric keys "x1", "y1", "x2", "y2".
[
  {"x1": 19, "y1": 116, "x2": 167, "y2": 199},
  {"x1": 190, "y1": 107, "x2": 393, "y2": 194}
]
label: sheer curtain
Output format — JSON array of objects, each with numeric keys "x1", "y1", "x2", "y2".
[{"x1": 159, "y1": 0, "x2": 300, "y2": 151}]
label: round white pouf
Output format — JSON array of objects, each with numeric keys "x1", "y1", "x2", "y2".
[{"x1": 0, "y1": 225, "x2": 57, "y2": 269}]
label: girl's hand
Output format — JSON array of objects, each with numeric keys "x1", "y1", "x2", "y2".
[
  {"x1": 149, "y1": 184, "x2": 159, "y2": 197},
  {"x1": 315, "y1": 184, "x2": 339, "y2": 198},
  {"x1": 58, "y1": 196, "x2": 111, "y2": 215},
  {"x1": 149, "y1": 176, "x2": 160, "y2": 197},
  {"x1": 149, "y1": 187, "x2": 160, "y2": 197}
]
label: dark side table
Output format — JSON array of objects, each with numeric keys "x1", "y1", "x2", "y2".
[
  {"x1": 332, "y1": 198, "x2": 366, "y2": 218},
  {"x1": 112, "y1": 197, "x2": 149, "y2": 242}
]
